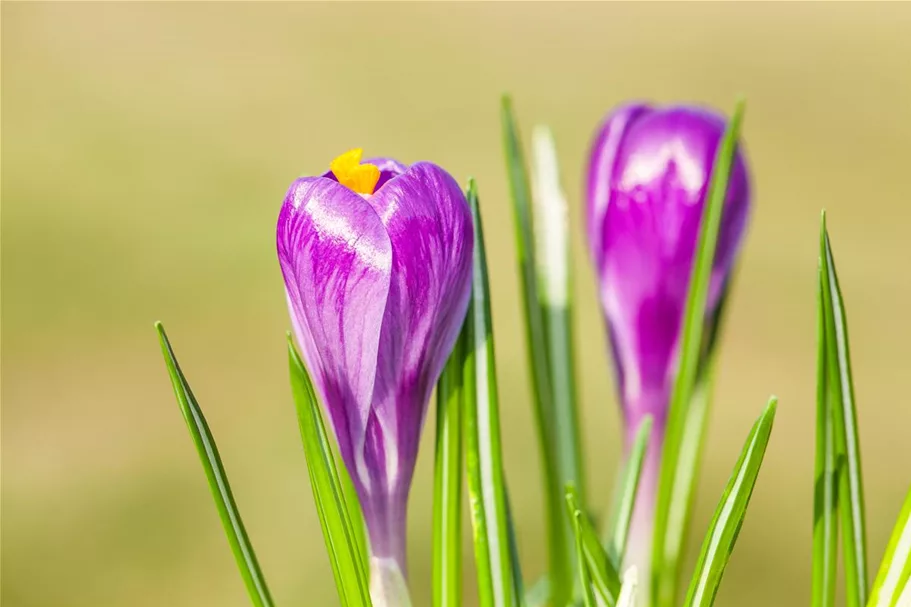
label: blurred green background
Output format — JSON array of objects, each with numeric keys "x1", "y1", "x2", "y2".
[{"x1": 3, "y1": 3, "x2": 910, "y2": 606}]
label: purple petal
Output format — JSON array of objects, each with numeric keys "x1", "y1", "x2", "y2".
[
  {"x1": 363, "y1": 156, "x2": 409, "y2": 183},
  {"x1": 587, "y1": 104, "x2": 750, "y2": 419},
  {"x1": 277, "y1": 177, "x2": 392, "y2": 474},
  {"x1": 586, "y1": 101, "x2": 651, "y2": 269},
  {"x1": 361, "y1": 162, "x2": 473, "y2": 498},
  {"x1": 277, "y1": 161, "x2": 472, "y2": 571},
  {"x1": 586, "y1": 104, "x2": 751, "y2": 589}
]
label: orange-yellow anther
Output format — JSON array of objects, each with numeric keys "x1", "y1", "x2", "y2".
[{"x1": 330, "y1": 148, "x2": 381, "y2": 195}]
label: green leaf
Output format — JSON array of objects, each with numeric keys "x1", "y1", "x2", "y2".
[
  {"x1": 433, "y1": 321, "x2": 468, "y2": 607},
  {"x1": 339, "y1": 447, "x2": 370, "y2": 580},
  {"x1": 652, "y1": 99, "x2": 746, "y2": 607},
  {"x1": 287, "y1": 336, "x2": 372, "y2": 607},
  {"x1": 506, "y1": 489, "x2": 528, "y2": 607},
  {"x1": 463, "y1": 179, "x2": 516, "y2": 607},
  {"x1": 813, "y1": 225, "x2": 839, "y2": 607},
  {"x1": 566, "y1": 485, "x2": 622, "y2": 607},
  {"x1": 652, "y1": 283, "x2": 735, "y2": 606},
  {"x1": 605, "y1": 415, "x2": 653, "y2": 566},
  {"x1": 573, "y1": 509, "x2": 598, "y2": 607},
  {"x1": 868, "y1": 486, "x2": 911, "y2": 607},
  {"x1": 819, "y1": 214, "x2": 869, "y2": 607},
  {"x1": 155, "y1": 322, "x2": 275, "y2": 607},
  {"x1": 530, "y1": 124, "x2": 586, "y2": 514},
  {"x1": 683, "y1": 398, "x2": 778, "y2": 607},
  {"x1": 501, "y1": 95, "x2": 575, "y2": 606}
]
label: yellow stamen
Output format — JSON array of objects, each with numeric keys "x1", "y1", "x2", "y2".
[{"x1": 330, "y1": 148, "x2": 381, "y2": 195}]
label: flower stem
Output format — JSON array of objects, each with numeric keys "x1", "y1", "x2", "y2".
[{"x1": 625, "y1": 420, "x2": 665, "y2": 607}]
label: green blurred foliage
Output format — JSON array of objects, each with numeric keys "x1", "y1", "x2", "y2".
[{"x1": 2, "y1": 3, "x2": 910, "y2": 606}]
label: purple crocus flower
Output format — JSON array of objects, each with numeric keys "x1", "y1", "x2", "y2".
[
  {"x1": 277, "y1": 149, "x2": 473, "y2": 598},
  {"x1": 586, "y1": 104, "x2": 750, "y2": 572}
]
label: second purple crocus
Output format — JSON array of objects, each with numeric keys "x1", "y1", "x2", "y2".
[
  {"x1": 277, "y1": 149, "x2": 473, "y2": 602},
  {"x1": 586, "y1": 104, "x2": 751, "y2": 571}
]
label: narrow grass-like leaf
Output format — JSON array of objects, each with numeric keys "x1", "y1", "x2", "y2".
[
  {"x1": 660, "y1": 369, "x2": 715, "y2": 588},
  {"x1": 506, "y1": 489, "x2": 528, "y2": 607},
  {"x1": 155, "y1": 322, "x2": 275, "y2": 607},
  {"x1": 869, "y1": 487, "x2": 911, "y2": 607},
  {"x1": 683, "y1": 398, "x2": 778, "y2": 607},
  {"x1": 501, "y1": 96, "x2": 573, "y2": 606},
  {"x1": 656, "y1": 285, "x2": 734, "y2": 605},
  {"x1": 339, "y1": 450, "x2": 370, "y2": 578},
  {"x1": 433, "y1": 323, "x2": 468, "y2": 607},
  {"x1": 605, "y1": 415, "x2": 653, "y2": 566},
  {"x1": 464, "y1": 179, "x2": 515, "y2": 607},
  {"x1": 573, "y1": 509, "x2": 598, "y2": 607},
  {"x1": 652, "y1": 99, "x2": 746, "y2": 607},
  {"x1": 531, "y1": 124, "x2": 586, "y2": 511},
  {"x1": 820, "y1": 214, "x2": 869, "y2": 607},
  {"x1": 813, "y1": 230, "x2": 839, "y2": 607},
  {"x1": 287, "y1": 337, "x2": 372, "y2": 607},
  {"x1": 567, "y1": 485, "x2": 622, "y2": 607}
]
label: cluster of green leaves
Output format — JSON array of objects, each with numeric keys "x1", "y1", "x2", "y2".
[
  {"x1": 152, "y1": 176, "x2": 530, "y2": 607},
  {"x1": 815, "y1": 216, "x2": 911, "y2": 607},
  {"x1": 649, "y1": 101, "x2": 749, "y2": 607},
  {"x1": 501, "y1": 96, "x2": 583, "y2": 606},
  {"x1": 502, "y1": 98, "x2": 778, "y2": 607},
  {"x1": 156, "y1": 321, "x2": 373, "y2": 607},
  {"x1": 155, "y1": 95, "x2": 911, "y2": 607}
]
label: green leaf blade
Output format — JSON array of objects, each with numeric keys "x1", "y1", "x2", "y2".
[
  {"x1": 566, "y1": 485, "x2": 622, "y2": 607},
  {"x1": 869, "y1": 487, "x2": 911, "y2": 607},
  {"x1": 573, "y1": 509, "x2": 598, "y2": 607},
  {"x1": 155, "y1": 322, "x2": 275, "y2": 607},
  {"x1": 819, "y1": 216, "x2": 869, "y2": 607},
  {"x1": 813, "y1": 217, "x2": 839, "y2": 607},
  {"x1": 287, "y1": 337, "x2": 372, "y2": 607},
  {"x1": 652, "y1": 99, "x2": 746, "y2": 607},
  {"x1": 433, "y1": 323, "x2": 468, "y2": 607},
  {"x1": 501, "y1": 96, "x2": 575, "y2": 606},
  {"x1": 683, "y1": 398, "x2": 778, "y2": 607},
  {"x1": 506, "y1": 489, "x2": 528, "y2": 607},
  {"x1": 605, "y1": 415, "x2": 653, "y2": 567},
  {"x1": 530, "y1": 124, "x2": 586, "y2": 514},
  {"x1": 463, "y1": 179, "x2": 516, "y2": 607}
]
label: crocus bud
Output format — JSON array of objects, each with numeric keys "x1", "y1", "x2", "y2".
[
  {"x1": 586, "y1": 105, "x2": 750, "y2": 571},
  {"x1": 277, "y1": 149, "x2": 473, "y2": 600}
]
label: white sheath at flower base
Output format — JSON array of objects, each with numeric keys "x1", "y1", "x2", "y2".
[
  {"x1": 897, "y1": 579, "x2": 911, "y2": 607},
  {"x1": 873, "y1": 511, "x2": 911, "y2": 607},
  {"x1": 531, "y1": 125, "x2": 569, "y2": 308},
  {"x1": 369, "y1": 557, "x2": 412, "y2": 607},
  {"x1": 616, "y1": 566, "x2": 639, "y2": 607}
]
